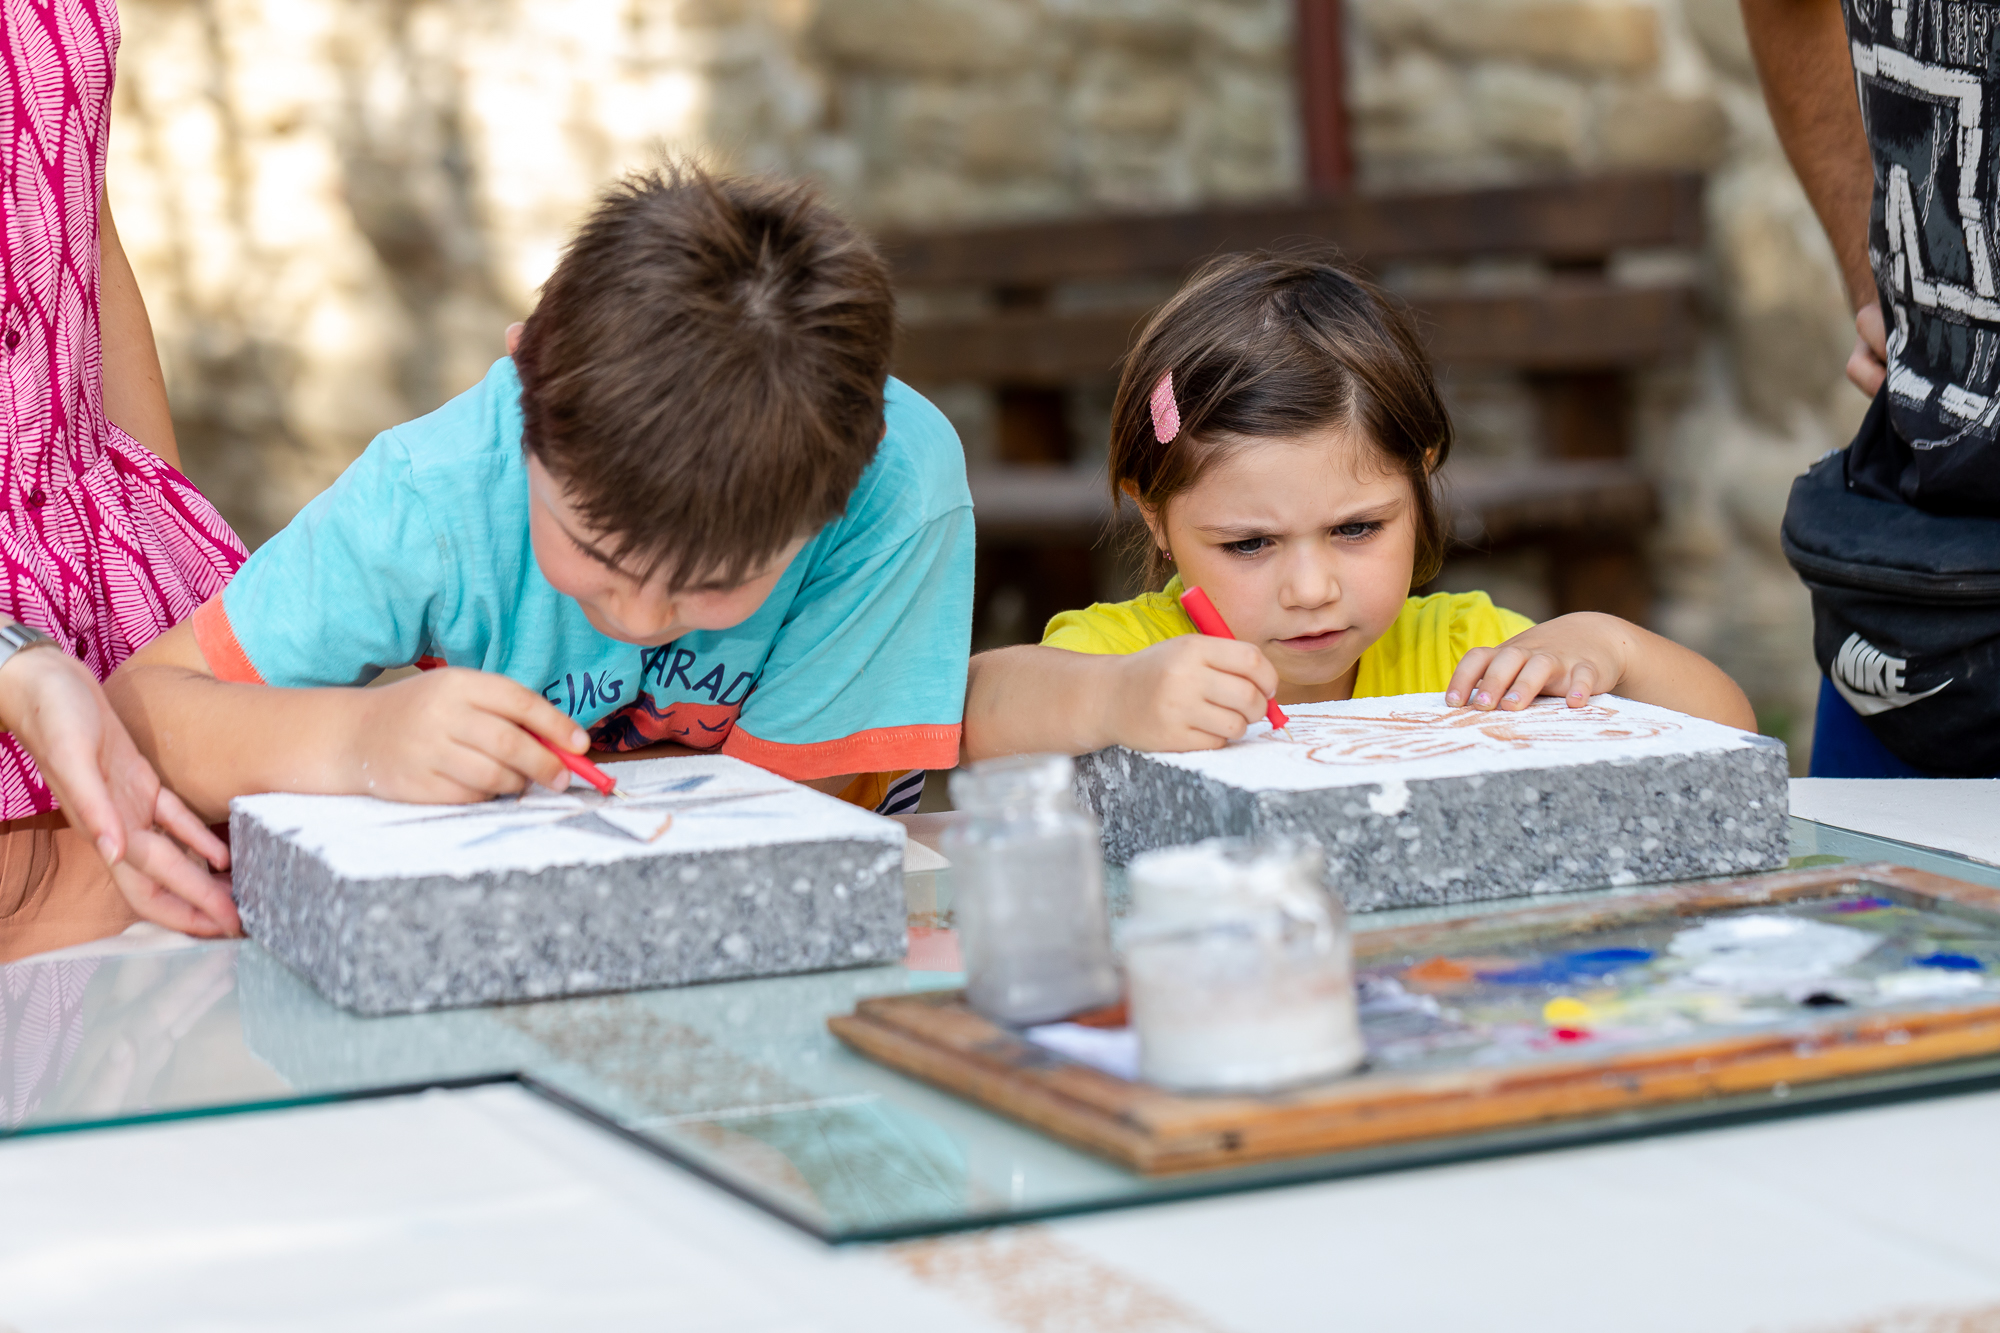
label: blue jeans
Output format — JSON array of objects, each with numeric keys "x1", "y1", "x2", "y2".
[{"x1": 1809, "y1": 677, "x2": 1933, "y2": 777}]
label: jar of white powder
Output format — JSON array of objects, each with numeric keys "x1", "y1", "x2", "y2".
[
  {"x1": 944, "y1": 754, "x2": 1120, "y2": 1026},
  {"x1": 1124, "y1": 839, "x2": 1364, "y2": 1092}
]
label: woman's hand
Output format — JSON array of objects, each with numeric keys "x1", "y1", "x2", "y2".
[
  {"x1": 1445, "y1": 612, "x2": 1758, "y2": 731},
  {"x1": 1107, "y1": 634, "x2": 1281, "y2": 752},
  {"x1": 0, "y1": 647, "x2": 238, "y2": 936}
]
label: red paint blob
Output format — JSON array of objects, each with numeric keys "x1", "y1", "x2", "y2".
[{"x1": 1551, "y1": 1027, "x2": 1591, "y2": 1043}]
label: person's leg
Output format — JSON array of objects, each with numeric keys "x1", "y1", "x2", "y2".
[
  {"x1": 1808, "y1": 677, "x2": 1933, "y2": 777},
  {"x1": 0, "y1": 812, "x2": 137, "y2": 963}
]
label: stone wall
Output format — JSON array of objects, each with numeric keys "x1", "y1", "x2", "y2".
[
  {"x1": 108, "y1": 0, "x2": 1848, "y2": 761},
  {"x1": 109, "y1": 0, "x2": 1299, "y2": 544},
  {"x1": 1349, "y1": 0, "x2": 1863, "y2": 760}
]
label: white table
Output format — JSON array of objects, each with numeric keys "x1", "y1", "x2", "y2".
[{"x1": 5, "y1": 782, "x2": 1998, "y2": 1333}]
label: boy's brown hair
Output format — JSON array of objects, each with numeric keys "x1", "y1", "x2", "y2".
[
  {"x1": 1110, "y1": 250, "x2": 1453, "y2": 588},
  {"x1": 514, "y1": 163, "x2": 895, "y2": 589}
]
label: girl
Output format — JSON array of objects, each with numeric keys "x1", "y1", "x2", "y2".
[{"x1": 962, "y1": 252, "x2": 1754, "y2": 760}]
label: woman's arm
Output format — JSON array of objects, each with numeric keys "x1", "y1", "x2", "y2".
[
  {"x1": 98, "y1": 189, "x2": 181, "y2": 468},
  {"x1": 1446, "y1": 613, "x2": 1759, "y2": 732},
  {"x1": 0, "y1": 636, "x2": 237, "y2": 934}
]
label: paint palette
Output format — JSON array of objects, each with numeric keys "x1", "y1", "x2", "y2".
[
  {"x1": 1359, "y1": 890, "x2": 2000, "y2": 1071},
  {"x1": 831, "y1": 863, "x2": 2000, "y2": 1175}
]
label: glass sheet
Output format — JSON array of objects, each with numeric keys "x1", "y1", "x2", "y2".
[{"x1": 5, "y1": 819, "x2": 2000, "y2": 1242}]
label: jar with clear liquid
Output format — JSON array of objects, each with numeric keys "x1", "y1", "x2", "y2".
[
  {"x1": 1123, "y1": 838, "x2": 1364, "y2": 1092},
  {"x1": 943, "y1": 754, "x2": 1121, "y2": 1026}
]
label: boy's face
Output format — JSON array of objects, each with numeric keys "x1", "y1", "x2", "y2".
[
  {"x1": 1147, "y1": 423, "x2": 1419, "y2": 703},
  {"x1": 526, "y1": 454, "x2": 806, "y2": 646}
]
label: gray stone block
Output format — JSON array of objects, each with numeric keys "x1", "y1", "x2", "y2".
[
  {"x1": 231, "y1": 755, "x2": 906, "y2": 1015},
  {"x1": 1074, "y1": 694, "x2": 1789, "y2": 911}
]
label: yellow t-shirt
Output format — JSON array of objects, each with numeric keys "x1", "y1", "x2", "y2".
[{"x1": 1040, "y1": 575, "x2": 1535, "y2": 697}]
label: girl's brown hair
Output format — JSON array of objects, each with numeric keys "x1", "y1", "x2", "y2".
[{"x1": 1110, "y1": 249, "x2": 1453, "y2": 588}]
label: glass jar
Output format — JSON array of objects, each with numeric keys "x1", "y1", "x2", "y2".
[
  {"x1": 943, "y1": 754, "x2": 1121, "y2": 1026},
  {"x1": 1123, "y1": 838, "x2": 1364, "y2": 1093}
]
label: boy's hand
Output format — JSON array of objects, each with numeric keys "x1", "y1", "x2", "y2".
[
  {"x1": 349, "y1": 667, "x2": 588, "y2": 803},
  {"x1": 1108, "y1": 635, "x2": 1280, "y2": 751},
  {"x1": 1446, "y1": 613, "x2": 1635, "y2": 712}
]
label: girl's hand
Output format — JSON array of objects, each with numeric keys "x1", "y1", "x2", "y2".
[
  {"x1": 1108, "y1": 635, "x2": 1280, "y2": 751},
  {"x1": 0, "y1": 647, "x2": 238, "y2": 937},
  {"x1": 1444, "y1": 612, "x2": 1758, "y2": 731},
  {"x1": 1446, "y1": 612, "x2": 1634, "y2": 711},
  {"x1": 347, "y1": 666, "x2": 586, "y2": 804}
]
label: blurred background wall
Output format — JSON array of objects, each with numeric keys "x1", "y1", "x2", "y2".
[{"x1": 108, "y1": 0, "x2": 1860, "y2": 765}]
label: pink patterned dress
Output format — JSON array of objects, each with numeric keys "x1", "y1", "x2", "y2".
[{"x1": 0, "y1": 0, "x2": 246, "y2": 819}]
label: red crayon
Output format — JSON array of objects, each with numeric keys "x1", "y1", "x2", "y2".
[
  {"x1": 533, "y1": 731, "x2": 620, "y2": 797},
  {"x1": 1178, "y1": 586, "x2": 1291, "y2": 733}
]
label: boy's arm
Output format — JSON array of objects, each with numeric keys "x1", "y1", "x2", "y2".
[
  {"x1": 1445, "y1": 612, "x2": 1758, "y2": 731},
  {"x1": 109, "y1": 620, "x2": 588, "y2": 822},
  {"x1": 964, "y1": 638, "x2": 1279, "y2": 761}
]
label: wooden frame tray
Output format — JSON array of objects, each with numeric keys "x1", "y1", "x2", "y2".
[{"x1": 830, "y1": 863, "x2": 2000, "y2": 1175}]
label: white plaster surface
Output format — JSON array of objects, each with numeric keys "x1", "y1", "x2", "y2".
[
  {"x1": 7, "y1": 1080, "x2": 2000, "y2": 1333},
  {"x1": 1790, "y1": 779, "x2": 2000, "y2": 868},
  {"x1": 230, "y1": 755, "x2": 902, "y2": 881},
  {"x1": 1150, "y1": 692, "x2": 1757, "y2": 790}
]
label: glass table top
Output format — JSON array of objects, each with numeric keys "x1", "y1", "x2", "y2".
[{"x1": 5, "y1": 818, "x2": 1999, "y2": 1243}]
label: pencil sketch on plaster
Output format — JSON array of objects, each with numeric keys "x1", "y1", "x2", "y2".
[
  {"x1": 376, "y1": 772, "x2": 781, "y2": 848},
  {"x1": 1265, "y1": 699, "x2": 1682, "y2": 766}
]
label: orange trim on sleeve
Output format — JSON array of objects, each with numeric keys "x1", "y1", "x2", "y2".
[
  {"x1": 190, "y1": 594, "x2": 264, "y2": 685},
  {"x1": 722, "y1": 723, "x2": 961, "y2": 782}
]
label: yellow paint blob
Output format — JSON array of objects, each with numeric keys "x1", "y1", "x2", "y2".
[{"x1": 1543, "y1": 996, "x2": 1595, "y2": 1027}]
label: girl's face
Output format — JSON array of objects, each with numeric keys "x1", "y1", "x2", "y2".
[{"x1": 1146, "y1": 423, "x2": 1421, "y2": 705}]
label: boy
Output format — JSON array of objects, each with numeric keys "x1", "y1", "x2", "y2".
[{"x1": 108, "y1": 166, "x2": 972, "y2": 820}]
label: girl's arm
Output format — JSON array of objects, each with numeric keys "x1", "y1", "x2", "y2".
[
  {"x1": 98, "y1": 190, "x2": 181, "y2": 469},
  {"x1": 1445, "y1": 612, "x2": 1758, "y2": 731},
  {"x1": 963, "y1": 637, "x2": 1279, "y2": 761},
  {"x1": 107, "y1": 620, "x2": 587, "y2": 821}
]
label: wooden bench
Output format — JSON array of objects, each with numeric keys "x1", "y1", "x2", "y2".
[{"x1": 880, "y1": 171, "x2": 1703, "y2": 639}]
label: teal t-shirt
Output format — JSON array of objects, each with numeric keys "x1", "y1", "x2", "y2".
[{"x1": 202, "y1": 358, "x2": 974, "y2": 785}]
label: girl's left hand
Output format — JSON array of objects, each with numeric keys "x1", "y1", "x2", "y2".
[{"x1": 1445, "y1": 612, "x2": 1635, "y2": 711}]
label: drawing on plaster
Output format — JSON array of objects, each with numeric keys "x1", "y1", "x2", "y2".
[
  {"x1": 1259, "y1": 700, "x2": 1680, "y2": 767},
  {"x1": 233, "y1": 754, "x2": 900, "y2": 884},
  {"x1": 1117, "y1": 693, "x2": 1761, "y2": 796},
  {"x1": 376, "y1": 772, "x2": 775, "y2": 849}
]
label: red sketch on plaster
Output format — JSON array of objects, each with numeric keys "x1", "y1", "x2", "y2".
[{"x1": 1266, "y1": 700, "x2": 1677, "y2": 765}]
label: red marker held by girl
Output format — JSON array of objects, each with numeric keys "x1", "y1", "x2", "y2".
[{"x1": 1178, "y1": 586, "x2": 1292, "y2": 737}]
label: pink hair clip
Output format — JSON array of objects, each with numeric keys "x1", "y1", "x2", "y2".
[{"x1": 1149, "y1": 371, "x2": 1181, "y2": 443}]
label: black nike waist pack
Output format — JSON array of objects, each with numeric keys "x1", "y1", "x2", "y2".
[{"x1": 1780, "y1": 393, "x2": 2000, "y2": 776}]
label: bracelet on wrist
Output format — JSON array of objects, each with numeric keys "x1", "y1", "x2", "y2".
[{"x1": 0, "y1": 621, "x2": 57, "y2": 677}]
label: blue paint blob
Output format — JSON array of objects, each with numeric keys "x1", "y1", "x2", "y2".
[
  {"x1": 1479, "y1": 948, "x2": 1655, "y2": 986},
  {"x1": 1832, "y1": 896, "x2": 1893, "y2": 913},
  {"x1": 1911, "y1": 952, "x2": 1986, "y2": 972}
]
